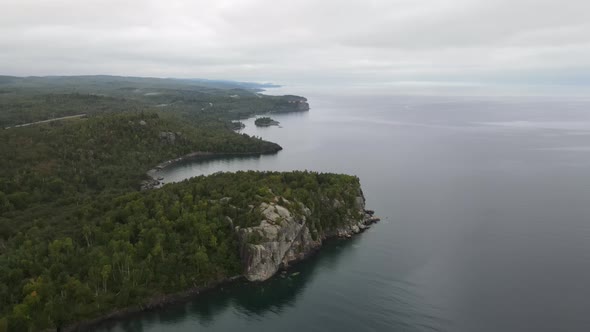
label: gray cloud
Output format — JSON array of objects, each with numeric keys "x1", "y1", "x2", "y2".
[{"x1": 1, "y1": 0, "x2": 589, "y2": 87}]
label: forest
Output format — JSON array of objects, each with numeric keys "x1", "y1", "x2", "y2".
[
  {"x1": 0, "y1": 170, "x2": 362, "y2": 331},
  {"x1": 0, "y1": 76, "x2": 308, "y2": 129},
  {"x1": 0, "y1": 76, "x2": 361, "y2": 331},
  {"x1": 0, "y1": 76, "x2": 305, "y2": 237}
]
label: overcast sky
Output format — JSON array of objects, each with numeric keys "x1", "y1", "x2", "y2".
[{"x1": 1, "y1": 0, "x2": 589, "y2": 87}]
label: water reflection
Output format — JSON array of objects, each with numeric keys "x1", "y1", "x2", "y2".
[
  {"x1": 93, "y1": 238, "x2": 360, "y2": 332},
  {"x1": 157, "y1": 153, "x2": 282, "y2": 183}
]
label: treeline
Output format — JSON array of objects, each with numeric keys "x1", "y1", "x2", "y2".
[
  {"x1": 0, "y1": 76, "x2": 306, "y2": 128},
  {"x1": 0, "y1": 76, "x2": 319, "y2": 331},
  {"x1": 0, "y1": 112, "x2": 280, "y2": 238},
  {"x1": 0, "y1": 94, "x2": 143, "y2": 128},
  {"x1": 0, "y1": 171, "x2": 361, "y2": 331}
]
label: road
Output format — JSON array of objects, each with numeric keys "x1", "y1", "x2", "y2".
[{"x1": 4, "y1": 114, "x2": 87, "y2": 129}]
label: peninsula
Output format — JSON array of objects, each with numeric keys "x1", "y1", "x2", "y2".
[{"x1": 0, "y1": 75, "x2": 375, "y2": 331}]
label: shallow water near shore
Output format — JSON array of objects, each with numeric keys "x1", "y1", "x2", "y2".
[{"x1": 94, "y1": 90, "x2": 590, "y2": 332}]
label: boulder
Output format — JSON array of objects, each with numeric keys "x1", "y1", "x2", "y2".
[
  {"x1": 238, "y1": 193, "x2": 373, "y2": 282},
  {"x1": 159, "y1": 131, "x2": 176, "y2": 144}
]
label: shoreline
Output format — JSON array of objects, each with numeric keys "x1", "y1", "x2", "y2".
[
  {"x1": 61, "y1": 210, "x2": 379, "y2": 332},
  {"x1": 60, "y1": 276, "x2": 242, "y2": 332},
  {"x1": 76, "y1": 105, "x2": 385, "y2": 331}
]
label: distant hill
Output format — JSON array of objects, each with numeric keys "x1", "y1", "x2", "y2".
[
  {"x1": 183, "y1": 78, "x2": 280, "y2": 90},
  {"x1": 0, "y1": 75, "x2": 279, "y2": 94}
]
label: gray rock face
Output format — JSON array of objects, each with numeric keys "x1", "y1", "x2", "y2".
[
  {"x1": 296, "y1": 100, "x2": 310, "y2": 111},
  {"x1": 238, "y1": 194, "x2": 378, "y2": 281},
  {"x1": 238, "y1": 201, "x2": 308, "y2": 281}
]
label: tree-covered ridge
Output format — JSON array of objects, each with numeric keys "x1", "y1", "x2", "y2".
[
  {"x1": 0, "y1": 76, "x2": 322, "y2": 331},
  {"x1": 0, "y1": 76, "x2": 308, "y2": 238},
  {"x1": 0, "y1": 75, "x2": 274, "y2": 94},
  {"x1": 0, "y1": 76, "x2": 308, "y2": 128},
  {"x1": 0, "y1": 94, "x2": 143, "y2": 128},
  {"x1": 0, "y1": 112, "x2": 280, "y2": 238},
  {"x1": 0, "y1": 171, "x2": 362, "y2": 331}
]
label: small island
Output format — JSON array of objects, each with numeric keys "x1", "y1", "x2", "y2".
[{"x1": 255, "y1": 116, "x2": 280, "y2": 127}]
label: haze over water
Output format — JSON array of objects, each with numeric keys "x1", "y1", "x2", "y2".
[{"x1": 96, "y1": 89, "x2": 590, "y2": 332}]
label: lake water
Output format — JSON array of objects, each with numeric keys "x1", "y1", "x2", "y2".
[{"x1": 95, "y1": 90, "x2": 590, "y2": 332}]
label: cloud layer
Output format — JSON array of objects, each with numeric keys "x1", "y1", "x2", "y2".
[{"x1": 1, "y1": 0, "x2": 589, "y2": 86}]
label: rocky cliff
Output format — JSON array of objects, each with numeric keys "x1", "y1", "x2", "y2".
[{"x1": 237, "y1": 191, "x2": 379, "y2": 281}]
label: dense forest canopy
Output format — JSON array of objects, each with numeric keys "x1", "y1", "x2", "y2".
[
  {"x1": 0, "y1": 76, "x2": 353, "y2": 331},
  {"x1": 0, "y1": 112, "x2": 281, "y2": 237},
  {"x1": 0, "y1": 76, "x2": 307, "y2": 236},
  {"x1": 0, "y1": 170, "x2": 362, "y2": 331},
  {"x1": 0, "y1": 76, "x2": 306, "y2": 128}
]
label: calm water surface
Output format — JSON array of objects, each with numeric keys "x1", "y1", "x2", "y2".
[{"x1": 95, "y1": 90, "x2": 590, "y2": 332}]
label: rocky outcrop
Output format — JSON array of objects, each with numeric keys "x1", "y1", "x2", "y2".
[
  {"x1": 237, "y1": 193, "x2": 379, "y2": 281},
  {"x1": 159, "y1": 131, "x2": 180, "y2": 144},
  {"x1": 140, "y1": 177, "x2": 161, "y2": 191},
  {"x1": 284, "y1": 96, "x2": 310, "y2": 111},
  {"x1": 295, "y1": 99, "x2": 310, "y2": 111}
]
